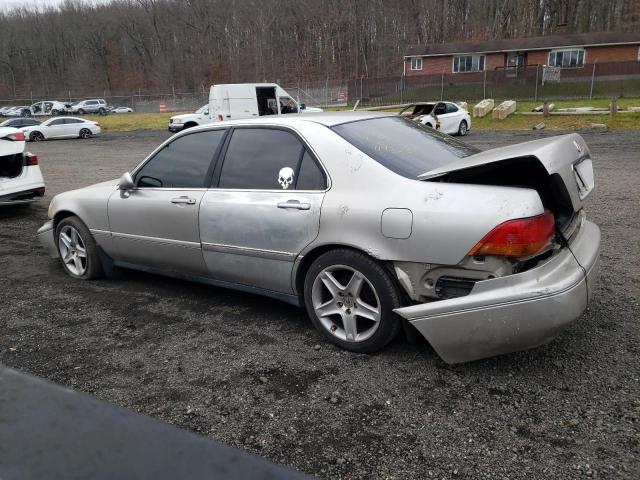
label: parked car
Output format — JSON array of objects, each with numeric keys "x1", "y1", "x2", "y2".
[
  {"x1": 38, "y1": 112, "x2": 600, "y2": 363},
  {"x1": 169, "y1": 83, "x2": 322, "y2": 132},
  {"x1": 23, "y1": 101, "x2": 73, "y2": 117},
  {"x1": 22, "y1": 117, "x2": 101, "y2": 141},
  {"x1": 71, "y1": 99, "x2": 108, "y2": 115},
  {"x1": 0, "y1": 126, "x2": 45, "y2": 205},
  {"x1": 109, "y1": 106, "x2": 133, "y2": 114},
  {"x1": 0, "y1": 106, "x2": 15, "y2": 117},
  {"x1": 399, "y1": 101, "x2": 471, "y2": 135},
  {"x1": 4, "y1": 106, "x2": 30, "y2": 117},
  {"x1": 1, "y1": 117, "x2": 41, "y2": 129}
]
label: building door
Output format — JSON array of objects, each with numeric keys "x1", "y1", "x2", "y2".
[{"x1": 506, "y1": 52, "x2": 526, "y2": 77}]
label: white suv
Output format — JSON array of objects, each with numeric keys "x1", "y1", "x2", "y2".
[
  {"x1": 71, "y1": 99, "x2": 108, "y2": 115},
  {"x1": 0, "y1": 127, "x2": 45, "y2": 205}
]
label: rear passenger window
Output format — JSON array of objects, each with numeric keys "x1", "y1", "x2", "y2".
[
  {"x1": 218, "y1": 128, "x2": 304, "y2": 190},
  {"x1": 135, "y1": 130, "x2": 226, "y2": 188},
  {"x1": 296, "y1": 151, "x2": 326, "y2": 190},
  {"x1": 446, "y1": 103, "x2": 459, "y2": 113}
]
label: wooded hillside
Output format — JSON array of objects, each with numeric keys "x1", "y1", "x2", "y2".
[{"x1": 0, "y1": 0, "x2": 638, "y2": 97}]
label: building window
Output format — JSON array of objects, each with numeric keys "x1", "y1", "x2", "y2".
[
  {"x1": 410, "y1": 57, "x2": 422, "y2": 70},
  {"x1": 453, "y1": 55, "x2": 485, "y2": 73},
  {"x1": 548, "y1": 49, "x2": 585, "y2": 68}
]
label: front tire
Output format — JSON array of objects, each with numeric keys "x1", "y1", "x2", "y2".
[
  {"x1": 55, "y1": 216, "x2": 103, "y2": 280},
  {"x1": 304, "y1": 249, "x2": 402, "y2": 353},
  {"x1": 457, "y1": 120, "x2": 468, "y2": 136},
  {"x1": 77, "y1": 108, "x2": 86, "y2": 114}
]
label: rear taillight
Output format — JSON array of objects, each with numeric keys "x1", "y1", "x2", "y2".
[
  {"x1": 2, "y1": 131, "x2": 25, "y2": 141},
  {"x1": 217, "y1": 114, "x2": 224, "y2": 121},
  {"x1": 467, "y1": 212, "x2": 555, "y2": 258},
  {"x1": 93, "y1": 122, "x2": 100, "y2": 127},
  {"x1": 24, "y1": 152, "x2": 38, "y2": 166}
]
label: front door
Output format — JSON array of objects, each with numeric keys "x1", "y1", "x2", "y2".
[
  {"x1": 200, "y1": 127, "x2": 326, "y2": 294},
  {"x1": 44, "y1": 118, "x2": 67, "y2": 139},
  {"x1": 107, "y1": 128, "x2": 228, "y2": 275},
  {"x1": 506, "y1": 52, "x2": 526, "y2": 77}
]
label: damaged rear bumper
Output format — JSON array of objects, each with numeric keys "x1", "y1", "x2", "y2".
[{"x1": 394, "y1": 220, "x2": 600, "y2": 364}]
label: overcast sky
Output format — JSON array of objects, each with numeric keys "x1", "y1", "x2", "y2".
[{"x1": 0, "y1": 0, "x2": 113, "y2": 11}]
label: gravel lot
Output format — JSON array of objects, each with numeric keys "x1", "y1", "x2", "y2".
[{"x1": 1, "y1": 128, "x2": 638, "y2": 479}]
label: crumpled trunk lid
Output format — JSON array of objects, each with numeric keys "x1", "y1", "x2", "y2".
[{"x1": 419, "y1": 133, "x2": 594, "y2": 213}]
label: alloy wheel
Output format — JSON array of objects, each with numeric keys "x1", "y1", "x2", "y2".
[
  {"x1": 58, "y1": 225, "x2": 88, "y2": 276},
  {"x1": 311, "y1": 265, "x2": 381, "y2": 343}
]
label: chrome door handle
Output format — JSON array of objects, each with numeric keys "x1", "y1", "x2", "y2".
[
  {"x1": 277, "y1": 200, "x2": 311, "y2": 210},
  {"x1": 171, "y1": 196, "x2": 196, "y2": 205}
]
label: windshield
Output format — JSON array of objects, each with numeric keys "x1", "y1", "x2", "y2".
[
  {"x1": 195, "y1": 105, "x2": 208, "y2": 114},
  {"x1": 332, "y1": 116, "x2": 479, "y2": 179}
]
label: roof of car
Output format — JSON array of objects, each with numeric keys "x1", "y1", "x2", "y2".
[{"x1": 199, "y1": 111, "x2": 396, "y2": 129}]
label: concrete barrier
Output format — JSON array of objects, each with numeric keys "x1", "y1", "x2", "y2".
[
  {"x1": 492, "y1": 100, "x2": 517, "y2": 119},
  {"x1": 473, "y1": 99, "x2": 494, "y2": 118}
]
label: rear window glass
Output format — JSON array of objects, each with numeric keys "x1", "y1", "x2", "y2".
[{"x1": 332, "y1": 116, "x2": 479, "y2": 178}]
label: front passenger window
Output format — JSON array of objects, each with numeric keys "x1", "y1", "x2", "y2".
[{"x1": 135, "y1": 129, "x2": 226, "y2": 188}]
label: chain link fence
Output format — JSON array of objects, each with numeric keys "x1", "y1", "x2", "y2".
[
  {"x1": 1, "y1": 60, "x2": 638, "y2": 112},
  {"x1": 0, "y1": 91, "x2": 208, "y2": 113},
  {"x1": 346, "y1": 60, "x2": 640, "y2": 107}
]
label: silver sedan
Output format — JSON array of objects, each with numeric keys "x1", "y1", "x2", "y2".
[{"x1": 38, "y1": 112, "x2": 600, "y2": 363}]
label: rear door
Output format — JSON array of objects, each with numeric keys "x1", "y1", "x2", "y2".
[
  {"x1": 107, "y1": 129, "x2": 228, "y2": 275},
  {"x1": 200, "y1": 127, "x2": 326, "y2": 294},
  {"x1": 62, "y1": 118, "x2": 82, "y2": 137},
  {"x1": 437, "y1": 103, "x2": 460, "y2": 134}
]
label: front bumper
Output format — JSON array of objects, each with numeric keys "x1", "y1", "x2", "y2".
[
  {"x1": 394, "y1": 220, "x2": 601, "y2": 364},
  {"x1": 37, "y1": 219, "x2": 59, "y2": 258},
  {"x1": 168, "y1": 124, "x2": 184, "y2": 132}
]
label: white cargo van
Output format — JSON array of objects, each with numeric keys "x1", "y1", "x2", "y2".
[
  {"x1": 168, "y1": 83, "x2": 321, "y2": 132},
  {"x1": 209, "y1": 83, "x2": 321, "y2": 121}
]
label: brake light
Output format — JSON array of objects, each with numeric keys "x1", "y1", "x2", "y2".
[
  {"x1": 2, "y1": 131, "x2": 25, "y2": 141},
  {"x1": 467, "y1": 212, "x2": 556, "y2": 258},
  {"x1": 24, "y1": 152, "x2": 38, "y2": 166},
  {"x1": 93, "y1": 123, "x2": 100, "y2": 127},
  {"x1": 217, "y1": 114, "x2": 223, "y2": 121}
]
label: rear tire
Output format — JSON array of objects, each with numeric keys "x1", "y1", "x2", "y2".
[
  {"x1": 30, "y1": 131, "x2": 44, "y2": 142},
  {"x1": 79, "y1": 128, "x2": 91, "y2": 139},
  {"x1": 55, "y1": 216, "x2": 104, "y2": 280},
  {"x1": 98, "y1": 107, "x2": 106, "y2": 116},
  {"x1": 303, "y1": 249, "x2": 402, "y2": 353},
  {"x1": 457, "y1": 120, "x2": 468, "y2": 136}
]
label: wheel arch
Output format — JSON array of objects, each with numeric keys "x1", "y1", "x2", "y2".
[
  {"x1": 52, "y1": 209, "x2": 80, "y2": 229},
  {"x1": 293, "y1": 243, "x2": 402, "y2": 298},
  {"x1": 183, "y1": 121, "x2": 199, "y2": 129}
]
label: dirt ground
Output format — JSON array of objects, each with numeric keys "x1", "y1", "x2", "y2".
[{"x1": 1, "y1": 128, "x2": 638, "y2": 479}]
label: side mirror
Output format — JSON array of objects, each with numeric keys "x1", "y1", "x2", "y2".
[
  {"x1": 300, "y1": 103, "x2": 306, "y2": 110},
  {"x1": 119, "y1": 172, "x2": 134, "y2": 197}
]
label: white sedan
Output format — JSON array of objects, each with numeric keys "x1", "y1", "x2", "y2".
[
  {"x1": 22, "y1": 117, "x2": 101, "y2": 141},
  {"x1": 110, "y1": 107, "x2": 133, "y2": 114},
  {"x1": 399, "y1": 101, "x2": 471, "y2": 136},
  {"x1": 0, "y1": 127, "x2": 46, "y2": 205}
]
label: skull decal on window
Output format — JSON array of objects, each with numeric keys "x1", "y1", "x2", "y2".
[{"x1": 278, "y1": 167, "x2": 294, "y2": 189}]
